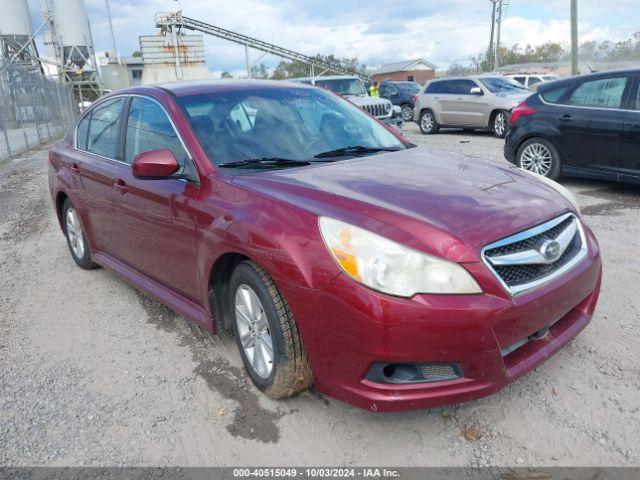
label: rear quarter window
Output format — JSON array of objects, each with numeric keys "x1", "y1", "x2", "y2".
[{"x1": 540, "y1": 86, "x2": 569, "y2": 104}]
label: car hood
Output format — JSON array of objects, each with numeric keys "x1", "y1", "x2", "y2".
[
  {"x1": 344, "y1": 95, "x2": 391, "y2": 106},
  {"x1": 231, "y1": 146, "x2": 574, "y2": 261}
]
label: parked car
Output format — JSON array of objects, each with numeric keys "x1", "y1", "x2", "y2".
[
  {"x1": 379, "y1": 80, "x2": 421, "y2": 121},
  {"x1": 413, "y1": 75, "x2": 530, "y2": 138},
  {"x1": 505, "y1": 69, "x2": 640, "y2": 184},
  {"x1": 507, "y1": 74, "x2": 562, "y2": 90},
  {"x1": 49, "y1": 80, "x2": 601, "y2": 412},
  {"x1": 290, "y1": 75, "x2": 403, "y2": 127}
]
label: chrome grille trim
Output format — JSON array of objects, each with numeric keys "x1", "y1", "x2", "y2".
[{"x1": 481, "y1": 213, "x2": 588, "y2": 296}]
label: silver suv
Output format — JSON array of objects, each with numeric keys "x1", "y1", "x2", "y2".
[
  {"x1": 413, "y1": 75, "x2": 530, "y2": 138},
  {"x1": 290, "y1": 75, "x2": 402, "y2": 126}
]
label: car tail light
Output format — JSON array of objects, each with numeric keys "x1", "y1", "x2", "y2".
[{"x1": 510, "y1": 102, "x2": 537, "y2": 126}]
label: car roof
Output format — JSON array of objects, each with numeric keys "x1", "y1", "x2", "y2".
[
  {"x1": 289, "y1": 75, "x2": 360, "y2": 82},
  {"x1": 536, "y1": 68, "x2": 640, "y2": 93},
  {"x1": 113, "y1": 79, "x2": 315, "y2": 98}
]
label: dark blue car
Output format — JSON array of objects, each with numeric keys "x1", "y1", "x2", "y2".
[
  {"x1": 380, "y1": 81, "x2": 421, "y2": 122},
  {"x1": 504, "y1": 69, "x2": 640, "y2": 184}
]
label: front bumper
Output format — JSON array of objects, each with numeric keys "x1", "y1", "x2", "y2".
[{"x1": 279, "y1": 226, "x2": 602, "y2": 412}]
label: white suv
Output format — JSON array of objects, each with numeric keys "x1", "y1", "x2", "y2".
[
  {"x1": 506, "y1": 74, "x2": 562, "y2": 90},
  {"x1": 413, "y1": 75, "x2": 530, "y2": 138}
]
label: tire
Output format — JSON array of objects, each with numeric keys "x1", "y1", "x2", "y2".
[
  {"x1": 400, "y1": 104, "x2": 413, "y2": 122},
  {"x1": 491, "y1": 110, "x2": 509, "y2": 138},
  {"x1": 62, "y1": 198, "x2": 98, "y2": 270},
  {"x1": 230, "y1": 260, "x2": 312, "y2": 398},
  {"x1": 516, "y1": 137, "x2": 561, "y2": 181},
  {"x1": 419, "y1": 110, "x2": 439, "y2": 134}
]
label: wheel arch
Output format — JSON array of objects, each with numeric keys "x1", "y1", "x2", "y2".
[
  {"x1": 55, "y1": 190, "x2": 69, "y2": 231},
  {"x1": 207, "y1": 251, "x2": 250, "y2": 334}
]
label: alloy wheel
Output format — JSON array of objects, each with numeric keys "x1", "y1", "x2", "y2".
[
  {"x1": 401, "y1": 105, "x2": 413, "y2": 121},
  {"x1": 235, "y1": 284, "x2": 274, "y2": 379},
  {"x1": 519, "y1": 143, "x2": 553, "y2": 176},
  {"x1": 65, "y1": 207, "x2": 85, "y2": 259},
  {"x1": 494, "y1": 112, "x2": 507, "y2": 137},
  {"x1": 421, "y1": 112, "x2": 435, "y2": 132}
]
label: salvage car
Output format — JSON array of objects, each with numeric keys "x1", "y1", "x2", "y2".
[
  {"x1": 49, "y1": 80, "x2": 602, "y2": 411},
  {"x1": 414, "y1": 75, "x2": 530, "y2": 138},
  {"x1": 290, "y1": 75, "x2": 403, "y2": 127},
  {"x1": 505, "y1": 69, "x2": 640, "y2": 183}
]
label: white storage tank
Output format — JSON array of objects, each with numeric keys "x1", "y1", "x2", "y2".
[
  {"x1": 52, "y1": 0, "x2": 93, "y2": 67},
  {"x1": 0, "y1": 0, "x2": 33, "y2": 56}
]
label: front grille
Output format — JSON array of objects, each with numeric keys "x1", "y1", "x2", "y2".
[
  {"x1": 363, "y1": 103, "x2": 390, "y2": 118},
  {"x1": 482, "y1": 213, "x2": 587, "y2": 295}
]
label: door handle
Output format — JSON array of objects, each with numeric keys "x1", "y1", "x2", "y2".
[
  {"x1": 70, "y1": 163, "x2": 80, "y2": 175},
  {"x1": 113, "y1": 179, "x2": 128, "y2": 195},
  {"x1": 558, "y1": 114, "x2": 572, "y2": 121}
]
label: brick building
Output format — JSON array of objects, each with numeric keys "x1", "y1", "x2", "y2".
[{"x1": 372, "y1": 58, "x2": 437, "y2": 85}]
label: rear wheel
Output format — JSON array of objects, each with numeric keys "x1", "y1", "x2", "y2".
[
  {"x1": 230, "y1": 260, "x2": 312, "y2": 398},
  {"x1": 419, "y1": 110, "x2": 439, "y2": 134},
  {"x1": 400, "y1": 104, "x2": 413, "y2": 122},
  {"x1": 516, "y1": 137, "x2": 561, "y2": 180},
  {"x1": 491, "y1": 110, "x2": 509, "y2": 138},
  {"x1": 62, "y1": 199, "x2": 97, "y2": 270}
]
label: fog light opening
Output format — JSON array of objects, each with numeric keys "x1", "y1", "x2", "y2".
[{"x1": 368, "y1": 362, "x2": 462, "y2": 384}]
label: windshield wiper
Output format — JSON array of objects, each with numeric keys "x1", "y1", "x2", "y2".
[
  {"x1": 218, "y1": 157, "x2": 311, "y2": 169},
  {"x1": 313, "y1": 145, "x2": 401, "y2": 159}
]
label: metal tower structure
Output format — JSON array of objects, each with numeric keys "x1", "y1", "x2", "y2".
[
  {"x1": 154, "y1": 11, "x2": 370, "y2": 81},
  {"x1": 0, "y1": 0, "x2": 42, "y2": 70}
]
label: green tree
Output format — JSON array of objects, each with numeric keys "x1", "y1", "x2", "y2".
[{"x1": 221, "y1": 71, "x2": 233, "y2": 79}]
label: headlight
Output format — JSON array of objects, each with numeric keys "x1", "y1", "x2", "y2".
[
  {"x1": 318, "y1": 217, "x2": 482, "y2": 297},
  {"x1": 520, "y1": 169, "x2": 580, "y2": 214}
]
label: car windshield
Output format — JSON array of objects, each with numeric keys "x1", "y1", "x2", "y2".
[
  {"x1": 313, "y1": 78, "x2": 367, "y2": 96},
  {"x1": 396, "y1": 82, "x2": 421, "y2": 94},
  {"x1": 176, "y1": 87, "x2": 405, "y2": 169},
  {"x1": 479, "y1": 77, "x2": 530, "y2": 93}
]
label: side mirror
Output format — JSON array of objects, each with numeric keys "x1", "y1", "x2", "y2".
[
  {"x1": 132, "y1": 149, "x2": 180, "y2": 180},
  {"x1": 470, "y1": 87, "x2": 483, "y2": 95}
]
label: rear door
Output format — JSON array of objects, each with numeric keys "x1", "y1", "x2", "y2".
[
  {"x1": 73, "y1": 97, "x2": 126, "y2": 252},
  {"x1": 620, "y1": 75, "x2": 640, "y2": 183},
  {"x1": 108, "y1": 95, "x2": 201, "y2": 300},
  {"x1": 556, "y1": 74, "x2": 630, "y2": 177}
]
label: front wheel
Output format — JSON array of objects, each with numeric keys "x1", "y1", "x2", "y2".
[
  {"x1": 516, "y1": 138, "x2": 561, "y2": 180},
  {"x1": 401, "y1": 104, "x2": 413, "y2": 122},
  {"x1": 419, "y1": 110, "x2": 439, "y2": 134},
  {"x1": 230, "y1": 260, "x2": 312, "y2": 398},
  {"x1": 492, "y1": 110, "x2": 509, "y2": 138}
]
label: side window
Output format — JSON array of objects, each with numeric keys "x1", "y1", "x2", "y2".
[
  {"x1": 513, "y1": 76, "x2": 526, "y2": 85},
  {"x1": 86, "y1": 98, "x2": 125, "y2": 158},
  {"x1": 426, "y1": 81, "x2": 443, "y2": 94},
  {"x1": 528, "y1": 77, "x2": 542, "y2": 87},
  {"x1": 124, "y1": 97, "x2": 189, "y2": 165},
  {"x1": 567, "y1": 77, "x2": 628, "y2": 109},
  {"x1": 454, "y1": 80, "x2": 477, "y2": 95},
  {"x1": 541, "y1": 86, "x2": 569, "y2": 104},
  {"x1": 76, "y1": 114, "x2": 89, "y2": 150}
]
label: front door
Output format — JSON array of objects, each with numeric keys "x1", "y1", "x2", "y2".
[
  {"x1": 108, "y1": 96, "x2": 201, "y2": 301},
  {"x1": 558, "y1": 74, "x2": 629, "y2": 176},
  {"x1": 620, "y1": 76, "x2": 640, "y2": 183}
]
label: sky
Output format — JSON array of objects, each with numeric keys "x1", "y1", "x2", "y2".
[{"x1": 26, "y1": 0, "x2": 640, "y2": 77}]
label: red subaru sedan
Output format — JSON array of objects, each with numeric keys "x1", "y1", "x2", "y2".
[{"x1": 48, "y1": 81, "x2": 602, "y2": 411}]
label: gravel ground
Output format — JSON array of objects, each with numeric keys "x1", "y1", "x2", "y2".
[{"x1": 1, "y1": 127, "x2": 639, "y2": 467}]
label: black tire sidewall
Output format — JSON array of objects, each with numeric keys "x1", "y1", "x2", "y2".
[
  {"x1": 516, "y1": 137, "x2": 562, "y2": 181},
  {"x1": 419, "y1": 110, "x2": 438, "y2": 134},
  {"x1": 229, "y1": 262, "x2": 285, "y2": 391},
  {"x1": 62, "y1": 199, "x2": 93, "y2": 269},
  {"x1": 492, "y1": 110, "x2": 509, "y2": 138}
]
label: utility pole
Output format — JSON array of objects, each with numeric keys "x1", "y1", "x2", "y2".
[
  {"x1": 488, "y1": 0, "x2": 498, "y2": 71},
  {"x1": 245, "y1": 45, "x2": 251, "y2": 78},
  {"x1": 493, "y1": 0, "x2": 503, "y2": 72},
  {"x1": 571, "y1": 0, "x2": 578, "y2": 75},
  {"x1": 105, "y1": 0, "x2": 119, "y2": 63}
]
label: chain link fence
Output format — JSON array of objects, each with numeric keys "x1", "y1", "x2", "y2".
[{"x1": 0, "y1": 64, "x2": 78, "y2": 160}]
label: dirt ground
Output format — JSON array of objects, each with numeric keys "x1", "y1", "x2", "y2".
[{"x1": 1, "y1": 125, "x2": 639, "y2": 467}]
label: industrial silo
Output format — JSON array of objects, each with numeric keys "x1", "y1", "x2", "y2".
[
  {"x1": 0, "y1": 0, "x2": 34, "y2": 63},
  {"x1": 52, "y1": 0, "x2": 93, "y2": 68}
]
